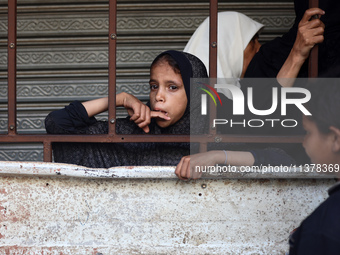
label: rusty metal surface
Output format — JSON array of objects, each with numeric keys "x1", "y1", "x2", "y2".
[
  {"x1": 0, "y1": 133, "x2": 304, "y2": 143},
  {"x1": 108, "y1": 0, "x2": 117, "y2": 136},
  {"x1": 43, "y1": 141, "x2": 52, "y2": 163},
  {"x1": 208, "y1": 1, "x2": 218, "y2": 139},
  {"x1": 209, "y1": 0, "x2": 218, "y2": 78},
  {"x1": 7, "y1": 0, "x2": 17, "y2": 136},
  {"x1": 0, "y1": 162, "x2": 335, "y2": 254}
]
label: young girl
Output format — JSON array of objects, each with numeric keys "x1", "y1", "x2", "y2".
[{"x1": 45, "y1": 50, "x2": 208, "y2": 168}]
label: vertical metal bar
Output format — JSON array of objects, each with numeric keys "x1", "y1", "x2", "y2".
[
  {"x1": 43, "y1": 141, "x2": 52, "y2": 162},
  {"x1": 199, "y1": 143, "x2": 208, "y2": 153},
  {"x1": 209, "y1": 0, "x2": 218, "y2": 78},
  {"x1": 308, "y1": 0, "x2": 319, "y2": 78},
  {"x1": 108, "y1": 0, "x2": 117, "y2": 135},
  {"x1": 207, "y1": 0, "x2": 218, "y2": 144},
  {"x1": 8, "y1": 0, "x2": 17, "y2": 135}
]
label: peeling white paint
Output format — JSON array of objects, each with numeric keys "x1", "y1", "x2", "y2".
[
  {"x1": 0, "y1": 161, "x2": 332, "y2": 179},
  {"x1": 0, "y1": 161, "x2": 336, "y2": 254}
]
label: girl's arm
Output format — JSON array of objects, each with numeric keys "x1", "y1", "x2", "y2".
[
  {"x1": 81, "y1": 93, "x2": 128, "y2": 117},
  {"x1": 175, "y1": 150, "x2": 255, "y2": 180},
  {"x1": 82, "y1": 97, "x2": 109, "y2": 117},
  {"x1": 82, "y1": 92, "x2": 170, "y2": 133},
  {"x1": 277, "y1": 8, "x2": 325, "y2": 87},
  {"x1": 46, "y1": 92, "x2": 171, "y2": 134},
  {"x1": 175, "y1": 148, "x2": 295, "y2": 180}
]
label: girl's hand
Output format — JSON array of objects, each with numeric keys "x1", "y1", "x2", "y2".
[
  {"x1": 175, "y1": 150, "x2": 255, "y2": 180},
  {"x1": 121, "y1": 93, "x2": 170, "y2": 133},
  {"x1": 175, "y1": 151, "x2": 225, "y2": 180}
]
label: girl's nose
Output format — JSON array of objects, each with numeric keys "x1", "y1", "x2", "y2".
[{"x1": 155, "y1": 88, "x2": 165, "y2": 102}]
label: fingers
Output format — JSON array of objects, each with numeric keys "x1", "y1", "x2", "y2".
[
  {"x1": 175, "y1": 155, "x2": 204, "y2": 181},
  {"x1": 307, "y1": 18, "x2": 325, "y2": 30},
  {"x1": 129, "y1": 104, "x2": 152, "y2": 133},
  {"x1": 298, "y1": 25, "x2": 324, "y2": 48},
  {"x1": 299, "y1": 8, "x2": 325, "y2": 33},
  {"x1": 135, "y1": 106, "x2": 151, "y2": 127},
  {"x1": 310, "y1": 34, "x2": 324, "y2": 45},
  {"x1": 175, "y1": 157, "x2": 184, "y2": 180},
  {"x1": 300, "y1": 8, "x2": 325, "y2": 24},
  {"x1": 129, "y1": 103, "x2": 143, "y2": 122},
  {"x1": 192, "y1": 170, "x2": 203, "y2": 180},
  {"x1": 299, "y1": 8, "x2": 325, "y2": 36},
  {"x1": 175, "y1": 156, "x2": 191, "y2": 180},
  {"x1": 141, "y1": 124, "x2": 150, "y2": 133},
  {"x1": 150, "y1": 111, "x2": 171, "y2": 121},
  {"x1": 294, "y1": 8, "x2": 325, "y2": 60}
]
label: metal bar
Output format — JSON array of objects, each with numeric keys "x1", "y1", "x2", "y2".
[
  {"x1": 0, "y1": 134, "x2": 191, "y2": 143},
  {"x1": 308, "y1": 0, "x2": 319, "y2": 77},
  {"x1": 0, "y1": 134, "x2": 304, "y2": 144},
  {"x1": 7, "y1": 0, "x2": 17, "y2": 135},
  {"x1": 199, "y1": 143, "x2": 208, "y2": 153},
  {"x1": 206, "y1": 0, "x2": 218, "y2": 152},
  {"x1": 108, "y1": 0, "x2": 117, "y2": 135},
  {"x1": 209, "y1": 0, "x2": 218, "y2": 78},
  {"x1": 43, "y1": 141, "x2": 52, "y2": 162}
]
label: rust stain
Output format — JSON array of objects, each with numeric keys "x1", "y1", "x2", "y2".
[
  {"x1": 2, "y1": 204, "x2": 30, "y2": 223},
  {"x1": 259, "y1": 179, "x2": 270, "y2": 184},
  {"x1": 4, "y1": 246, "x2": 27, "y2": 254},
  {"x1": 0, "y1": 188, "x2": 7, "y2": 194},
  {"x1": 0, "y1": 205, "x2": 7, "y2": 222},
  {"x1": 92, "y1": 248, "x2": 104, "y2": 255}
]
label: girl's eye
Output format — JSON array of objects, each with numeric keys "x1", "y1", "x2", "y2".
[
  {"x1": 169, "y1": 85, "x2": 178, "y2": 90},
  {"x1": 150, "y1": 84, "x2": 158, "y2": 90}
]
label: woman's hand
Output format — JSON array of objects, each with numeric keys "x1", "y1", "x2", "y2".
[
  {"x1": 277, "y1": 8, "x2": 325, "y2": 86},
  {"x1": 120, "y1": 92, "x2": 170, "y2": 133},
  {"x1": 293, "y1": 8, "x2": 325, "y2": 62}
]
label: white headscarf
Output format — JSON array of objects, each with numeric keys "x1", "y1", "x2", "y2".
[{"x1": 184, "y1": 12, "x2": 264, "y2": 98}]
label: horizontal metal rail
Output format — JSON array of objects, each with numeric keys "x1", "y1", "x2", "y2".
[{"x1": 0, "y1": 134, "x2": 303, "y2": 144}]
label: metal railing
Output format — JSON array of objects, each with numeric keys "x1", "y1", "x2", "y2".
[{"x1": 1, "y1": 0, "x2": 318, "y2": 163}]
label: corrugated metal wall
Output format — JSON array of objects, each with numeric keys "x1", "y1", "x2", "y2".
[{"x1": 0, "y1": 0, "x2": 295, "y2": 161}]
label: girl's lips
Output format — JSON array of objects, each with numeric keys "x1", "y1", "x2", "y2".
[{"x1": 154, "y1": 108, "x2": 168, "y2": 116}]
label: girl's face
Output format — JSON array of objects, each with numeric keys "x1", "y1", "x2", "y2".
[{"x1": 149, "y1": 62, "x2": 188, "y2": 128}]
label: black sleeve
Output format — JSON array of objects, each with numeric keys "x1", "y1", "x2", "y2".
[
  {"x1": 250, "y1": 147, "x2": 296, "y2": 166},
  {"x1": 290, "y1": 232, "x2": 340, "y2": 255},
  {"x1": 45, "y1": 101, "x2": 97, "y2": 134}
]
